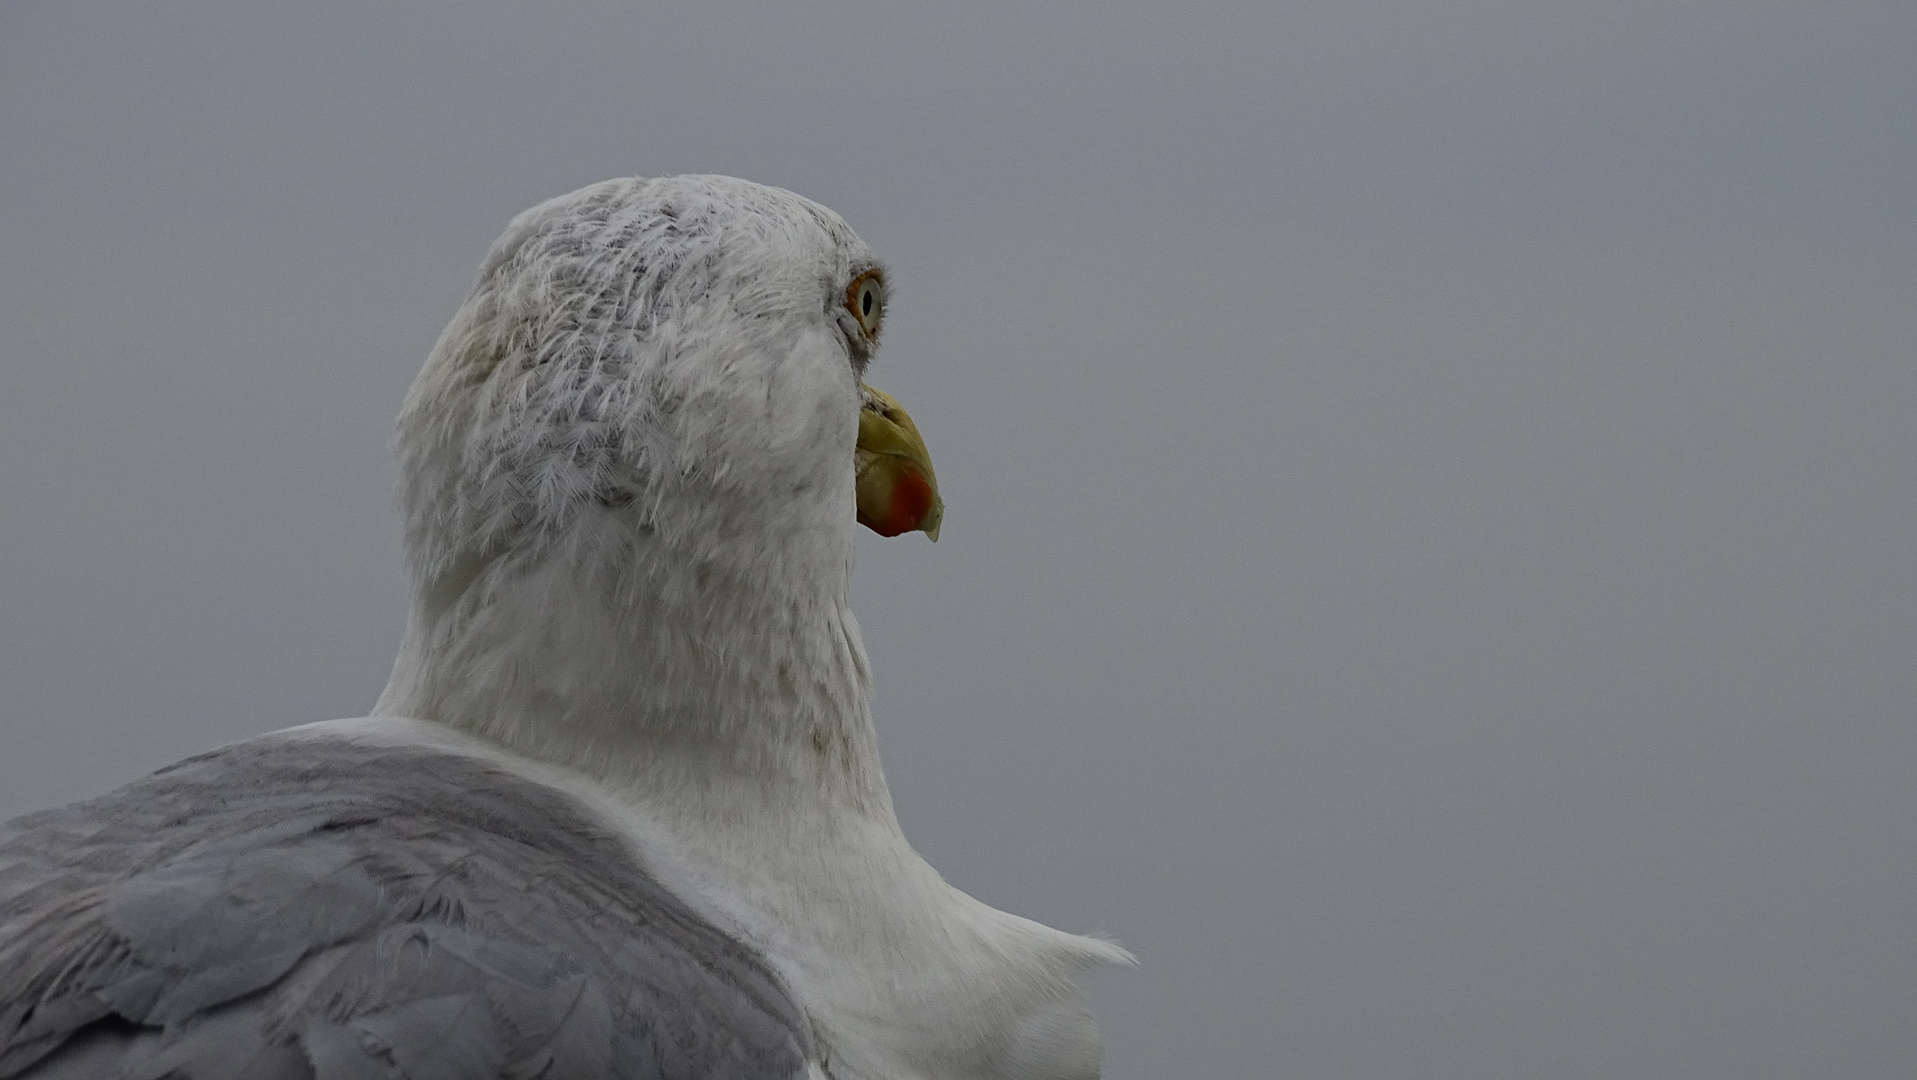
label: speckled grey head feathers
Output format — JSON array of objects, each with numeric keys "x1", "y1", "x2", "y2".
[{"x1": 393, "y1": 175, "x2": 884, "y2": 597}]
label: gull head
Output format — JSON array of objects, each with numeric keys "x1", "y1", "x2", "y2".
[{"x1": 393, "y1": 176, "x2": 940, "y2": 617}]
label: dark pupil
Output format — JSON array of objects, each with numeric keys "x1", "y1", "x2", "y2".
[{"x1": 861, "y1": 289, "x2": 873, "y2": 316}]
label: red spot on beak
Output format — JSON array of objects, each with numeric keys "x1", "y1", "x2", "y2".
[{"x1": 860, "y1": 467, "x2": 935, "y2": 538}]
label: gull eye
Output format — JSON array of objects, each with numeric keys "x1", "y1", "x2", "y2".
[{"x1": 844, "y1": 270, "x2": 885, "y2": 340}]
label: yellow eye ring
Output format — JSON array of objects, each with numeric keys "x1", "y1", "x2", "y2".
[{"x1": 844, "y1": 270, "x2": 885, "y2": 340}]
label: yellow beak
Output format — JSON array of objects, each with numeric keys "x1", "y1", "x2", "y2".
[{"x1": 855, "y1": 384, "x2": 944, "y2": 541}]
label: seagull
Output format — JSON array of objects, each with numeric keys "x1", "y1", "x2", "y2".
[{"x1": 0, "y1": 175, "x2": 1129, "y2": 1080}]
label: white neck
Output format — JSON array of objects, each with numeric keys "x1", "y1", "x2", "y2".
[{"x1": 375, "y1": 490, "x2": 894, "y2": 817}]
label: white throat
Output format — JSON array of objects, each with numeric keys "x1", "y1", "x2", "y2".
[{"x1": 375, "y1": 472, "x2": 889, "y2": 813}]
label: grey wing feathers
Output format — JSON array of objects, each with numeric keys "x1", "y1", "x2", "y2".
[{"x1": 0, "y1": 737, "x2": 810, "y2": 1080}]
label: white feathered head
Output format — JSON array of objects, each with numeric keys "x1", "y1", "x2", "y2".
[{"x1": 393, "y1": 175, "x2": 940, "y2": 621}]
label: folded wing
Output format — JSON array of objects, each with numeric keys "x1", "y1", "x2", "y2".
[{"x1": 0, "y1": 737, "x2": 809, "y2": 1080}]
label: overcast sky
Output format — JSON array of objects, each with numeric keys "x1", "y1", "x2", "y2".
[{"x1": 3, "y1": 3, "x2": 1914, "y2": 1077}]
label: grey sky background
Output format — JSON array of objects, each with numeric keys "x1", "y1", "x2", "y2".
[{"x1": 2, "y1": 2, "x2": 1914, "y2": 1077}]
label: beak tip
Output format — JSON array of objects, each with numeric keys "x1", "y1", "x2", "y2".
[{"x1": 856, "y1": 383, "x2": 943, "y2": 543}]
